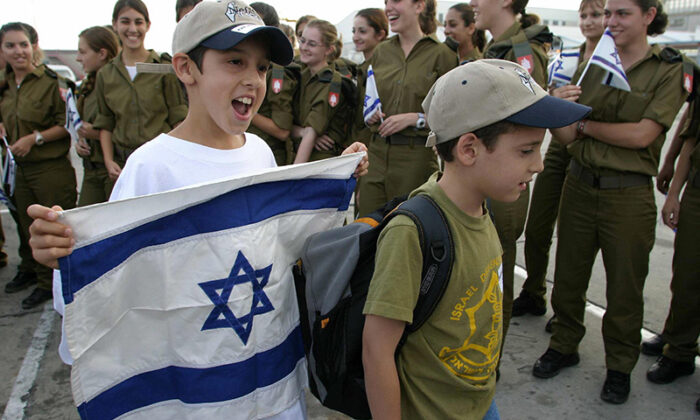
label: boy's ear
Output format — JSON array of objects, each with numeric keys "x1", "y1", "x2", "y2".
[
  {"x1": 172, "y1": 52, "x2": 196, "y2": 85},
  {"x1": 454, "y1": 133, "x2": 480, "y2": 166}
]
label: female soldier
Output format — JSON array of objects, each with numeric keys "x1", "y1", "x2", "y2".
[
  {"x1": 532, "y1": 0, "x2": 687, "y2": 405},
  {"x1": 514, "y1": 0, "x2": 605, "y2": 326},
  {"x1": 74, "y1": 26, "x2": 120, "y2": 206},
  {"x1": 0, "y1": 23, "x2": 77, "y2": 309},
  {"x1": 292, "y1": 19, "x2": 346, "y2": 163},
  {"x1": 443, "y1": 3, "x2": 486, "y2": 64},
  {"x1": 353, "y1": 8, "x2": 388, "y2": 61},
  {"x1": 95, "y1": 0, "x2": 187, "y2": 181},
  {"x1": 470, "y1": 0, "x2": 551, "y2": 347},
  {"x1": 352, "y1": 8, "x2": 389, "y2": 148},
  {"x1": 358, "y1": 0, "x2": 457, "y2": 216}
]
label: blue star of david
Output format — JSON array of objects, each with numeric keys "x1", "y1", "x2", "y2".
[
  {"x1": 198, "y1": 251, "x2": 274, "y2": 344},
  {"x1": 610, "y1": 50, "x2": 621, "y2": 66},
  {"x1": 554, "y1": 59, "x2": 564, "y2": 72}
]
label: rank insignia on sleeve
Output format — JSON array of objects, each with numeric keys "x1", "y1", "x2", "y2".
[
  {"x1": 272, "y1": 78, "x2": 282, "y2": 94},
  {"x1": 328, "y1": 91, "x2": 339, "y2": 108},
  {"x1": 517, "y1": 55, "x2": 534, "y2": 74}
]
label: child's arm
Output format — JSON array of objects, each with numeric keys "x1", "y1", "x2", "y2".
[
  {"x1": 293, "y1": 126, "x2": 317, "y2": 164},
  {"x1": 362, "y1": 314, "x2": 405, "y2": 420},
  {"x1": 27, "y1": 204, "x2": 75, "y2": 269}
]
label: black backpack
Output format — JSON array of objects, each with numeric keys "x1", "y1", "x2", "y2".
[{"x1": 293, "y1": 194, "x2": 455, "y2": 419}]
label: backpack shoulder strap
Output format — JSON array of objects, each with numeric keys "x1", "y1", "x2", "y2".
[{"x1": 387, "y1": 194, "x2": 454, "y2": 340}]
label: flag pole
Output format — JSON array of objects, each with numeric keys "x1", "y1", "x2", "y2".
[{"x1": 575, "y1": 54, "x2": 593, "y2": 87}]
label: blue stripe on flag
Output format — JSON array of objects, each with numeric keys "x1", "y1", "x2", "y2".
[
  {"x1": 61, "y1": 177, "x2": 356, "y2": 304},
  {"x1": 553, "y1": 73, "x2": 572, "y2": 82},
  {"x1": 76, "y1": 326, "x2": 305, "y2": 420},
  {"x1": 560, "y1": 52, "x2": 580, "y2": 58},
  {"x1": 363, "y1": 98, "x2": 381, "y2": 118},
  {"x1": 590, "y1": 56, "x2": 629, "y2": 83}
]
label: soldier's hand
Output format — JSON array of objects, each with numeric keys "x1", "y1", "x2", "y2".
[
  {"x1": 342, "y1": 142, "x2": 369, "y2": 177},
  {"x1": 550, "y1": 85, "x2": 581, "y2": 103},
  {"x1": 378, "y1": 113, "x2": 417, "y2": 138},
  {"x1": 366, "y1": 111, "x2": 385, "y2": 126},
  {"x1": 315, "y1": 135, "x2": 335, "y2": 151},
  {"x1": 10, "y1": 135, "x2": 34, "y2": 157},
  {"x1": 656, "y1": 162, "x2": 674, "y2": 194},
  {"x1": 75, "y1": 139, "x2": 91, "y2": 156},
  {"x1": 0, "y1": 122, "x2": 5, "y2": 138},
  {"x1": 28, "y1": 205, "x2": 75, "y2": 270},
  {"x1": 105, "y1": 160, "x2": 122, "y2": 180},
  {"x1": 661, "y1": 194, "x2": 680, "y2": 230}
]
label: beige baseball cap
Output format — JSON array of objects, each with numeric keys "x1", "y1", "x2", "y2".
[
  {"x1": 172, "y1": 0, "x2": 293, "y2": 65},
  {"x1": 423, "y1": 59, "x2": 591, "y2": 147}
]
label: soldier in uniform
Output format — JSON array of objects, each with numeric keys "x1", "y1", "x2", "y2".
[
  {"x1": 0, "y1": 22, "x2": 77, "y2": 309},
  {"x1": 642, "y1": 91, "x2": 699, "y2": 389},
  {"x1": 249, "y1": 2, "x2": 297, "y2": 166},
  {"x1": 513, "y1": 0, "x2": 605, "y2": 328},
  {"x1": 532, "y1": 0, "x2": 688, "y2": 405},
  {"x1": 74, "y1": 26, "x2": 120, "y2": 206},
  {"x1": 292, "y1": 19, "x2": 347, "y2": 163},
  {"x1": 443, "y1": 3, "x2": 486, "y2": 64},
  {"x1": 470, "y1": 0, "x2": 551, "y2": 349},
  {"x1": 358, "y1": 0, "x2": 457, "y2": 216},
  {"x1": 95, "y1": 0, "x2": 187, "y2": 180}
]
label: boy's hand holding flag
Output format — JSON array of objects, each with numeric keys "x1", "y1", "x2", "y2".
[{"x1": 576, "y1": 28, "x2": 630, "y2": 91}]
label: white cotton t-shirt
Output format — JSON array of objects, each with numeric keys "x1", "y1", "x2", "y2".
[
  {"x1": 125, "y1": 65, "x2": 137, "y2": 81},
  {"x1": 53, "y1": 133, "x2": 307, "y2": 419}
]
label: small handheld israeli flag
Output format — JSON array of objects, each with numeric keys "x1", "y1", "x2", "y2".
[
  {"x1": 1, "y1": 136, "x2": 16, "y2": 199},
  {"x1": 576, "y1": 29, "x2": 630, "y2": 91},
  {"x1": 64, "y1": 89, "x2": 83, "y2": 142},
  {"x1": 548, "y1": 49, "x2": 580, "y2": 87},
  {"x1": 363, "y1": 65, "x2": 383, "y2": 124}
]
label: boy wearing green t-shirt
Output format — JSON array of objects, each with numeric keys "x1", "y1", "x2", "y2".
[{"x1": 361, "y1": 60, "x2": 591, "y2": 420}]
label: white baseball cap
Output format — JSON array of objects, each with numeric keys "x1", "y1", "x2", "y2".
[{"x1": 172, "y1": 0, "x2": 293, "y2": 65}]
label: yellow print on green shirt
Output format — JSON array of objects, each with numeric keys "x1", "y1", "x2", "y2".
[{"x1": 439, "y1": 258, "x2": 503, "y2": 381}]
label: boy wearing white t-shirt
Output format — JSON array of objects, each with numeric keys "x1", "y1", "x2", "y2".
[{"x1": 26, "y1": 2, "x2": 367, "y2": 418}]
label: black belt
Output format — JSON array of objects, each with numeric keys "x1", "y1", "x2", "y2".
[
  {"x1": 689, "y1": 167, "x2": 700, "y2": 189},
  {"x1": 569, "y1": 160, "x2": 650, "y2": 190},
  {"x1": 385, "y1": 133, "x2": 420, "y2": 146}
]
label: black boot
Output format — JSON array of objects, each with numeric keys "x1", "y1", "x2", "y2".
[
  {"x1": 5, "y1": 271, "x2": 37, "y2": 294},
  {"x1": 600, "y1": 370, "x2": 630, "y2": 404},
  {"x1": 533, "y1": 348, "x2": 580, "y2": 378},
  {"x1": 21, "y1": 287, "x2": 52, "y2": 310},
  {"x1": 512, "y1": 290, "x2": 546, "y2": 317},
  {"x1": 646, "y1": 356, "x2": 695, "y2": 384},
  {"x1": 641, "y1": 334, "x2": 665, "y2": 356}
]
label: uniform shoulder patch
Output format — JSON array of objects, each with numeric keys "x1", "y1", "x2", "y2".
[
  {"x1": 318, "y1": 69, "x2": 334, "y2": 83},
  {"x1": 270, "y1": 66, "x2": 285, "y2": 94},
  {"x1": 328, "y1": 80, "x2": 341, "y2": 108},
  {"x1": 660, "y1": 47, "x2": 682, "y2": 64},
  {"x1": 159, "y1": 52, "x2": 173, "y2": 63}
]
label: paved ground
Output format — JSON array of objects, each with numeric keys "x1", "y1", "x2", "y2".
[{"x1": 1, "y1": 120, "x2": 699, "y2": 419}]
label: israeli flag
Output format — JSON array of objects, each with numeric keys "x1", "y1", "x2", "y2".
[
  {"x1": 57, "y1": 154, "x2": 362, "y2": 420},
  {"x1": 576, "y1": 29, "x2": 630, "y2": 91},
  {"x1": 64, "y1": 89, "x2": 83, "y2": 142},
  {"x1": 363, "y1": 65, "x2": 383, "y2": 123},
  {"x1": 1, "y1": 136, "x2": 16, "y2": 200},
  {"x1": 547, "y1": 49, "x2": 580, "y2": 87}
]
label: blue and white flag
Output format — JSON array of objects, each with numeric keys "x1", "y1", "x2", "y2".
[
  {"x1": 57, "y1": 154, "x2": 362, "y2": 420},
  {"x1": 363, "y1": 65, "x2": 383, "y2": 124},
  {"x1": 547, "y1": 49, "x2": 580, "y2": 87},
  {"x1": 1, "y1": 136, "x2": 16, "y2": 199},
  {"x1": 576, "y1": 28, "x2": 630, "y2": 91},
  {"x1": 64, "y1": 89, "x2": 82, "y2": 142}
]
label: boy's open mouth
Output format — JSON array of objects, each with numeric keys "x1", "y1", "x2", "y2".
[{"x1": 232, "y1": 96, "x2": 253, "y2": 118}]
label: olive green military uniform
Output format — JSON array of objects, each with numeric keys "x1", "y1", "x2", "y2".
[
  {"x1": 520, "y1": 43, "x2": 586, "y2": 308},
  {"x1": 76, "y1": 76, "x2": 114, "y2": 206},
  {"x1": 657, "y1": 97, "x2": 700, "y2": 363},
  {"x1": 482, "y1": 21, "x2": 551, "y2": 341},
  {"x1": 248, "y1": 63, "x2": 297, "y2": 165},
  {"x1": 0, "y1": 69, "x2": 8, "y2": 266},
  {"x1": 0, "y1": 65, "x2": 77, "y2": 290},
  {"x1": 357, "y1": 34, "x2": 457, "y2": 217},
  {"x1": 292, "y1": 64, "x2": 345, "y2": 161},
  {"x1": 93, "y1": 50, "x2": 187, "y2": 167},
  {"x1": 549, "y1": 45, "x2": 687, "y2": 373}
]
